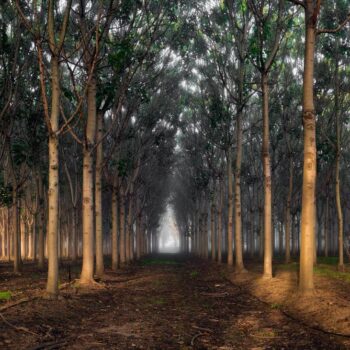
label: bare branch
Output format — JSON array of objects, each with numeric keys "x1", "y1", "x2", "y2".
[{"x1": 317, "y1": 14, "x2": 350, "y2": 35}]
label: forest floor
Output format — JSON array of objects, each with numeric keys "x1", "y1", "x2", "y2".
[{"x1": 0, "y1": 255, "x2": 350, "y2": 349}]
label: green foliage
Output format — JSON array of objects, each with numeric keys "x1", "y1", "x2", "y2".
[
  {"x1": 314, "y1": 265, "x2": 350, "y2": 283},
  {"x1": 270, "y1": 303, "x2": 282, "y2": 310},
  {"x1": 0, "y1": 291, "x2": 12, "y2": 301},
  {"x1": 189, "y1": 270, "x2": 199, "y2": 278}
]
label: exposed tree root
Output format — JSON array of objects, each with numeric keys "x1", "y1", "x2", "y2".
[
  {"x1": 0, "y1": 312, "x2": 38, "y2": 336},
  {"x1": 27, "y1": 340, "x2": 68, "y2": 350},
  {"x1": 0, "y1": 296, "x2": 40, "y2": 312}
]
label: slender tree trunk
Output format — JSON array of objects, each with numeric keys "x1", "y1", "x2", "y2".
[
  {"x1": 227, "y1": 148, "x2": 233, "y2": 266},
  {"x1": 119, "y1": 187, "x2": 126, "y2": 264},
  {"x1": 12, "y1": 192, "x2": 21, "y2": 273},
  {"x1": 95, "y1": 111, "x2": 104, "y2": 277},
  {"x1": 71, "y1": 207, "x2": 77, "y2": 262},
  {"x1": 111, "y1": 183, "x2": 119, "y2": 270},
  {"x1": 46, "y1": 55, "x2": 60, "y2": 297},
  {"x1": 285, "y1": 158, "x2": 293, "y2": 263},
  {"x1": 234, "y1": 110, "x2": 245, "y2": 272},
  {"x1": 262, "y1": 71, "x2": 272, "y2": 279},
  {"x1": 211, "y1": 201, "x2": 216, "y2": 261},
  {"x1": 334, "y1": 58, "x2": 344, "y2": 270},
  {"x1": 217, "y1": 181, "x2": 223, "y2": 263},
  {"x1": 325, "y1": 196, "x2": 329, "y2": 257},
  {"x1": 136, "y1": 213, "x2": 141, "y2": 260},
  {"x1": 299, "y1": 3, "x2": 318, "y2": 293},
  {"x1": 127, "y1": 191, "x2": 134, "y2": 262},
  {"x1": 80, "y1": 77, "x2": 97, "y2": 285}
]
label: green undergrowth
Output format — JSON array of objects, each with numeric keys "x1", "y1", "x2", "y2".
[
  {"x1": 0, "y1": 290, "x2": 12, "y2": 301},
  {"x1": 277, "y1": 259, "x2": 350, "y2": 283},
  {"x1": 189, "y1": 270, "x2": 199, "y2": 278},
  {"x1": 314, "y1": 265, "x2": 350, "y2": 283},
  {"x1": 140, "y1": 258, "x2": 181, "y2": 266}
]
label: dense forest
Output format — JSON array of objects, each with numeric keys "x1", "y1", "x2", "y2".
[{"x1": 0, "y1": 1, "x2": 350, "y2": 349}]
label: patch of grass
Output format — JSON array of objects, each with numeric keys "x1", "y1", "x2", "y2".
[
  {"x1": 140, "y1": 258, "x2": 180, "y2": 266},
  {"x1": 314, "y1": 265, "x2": 350, "y2": 283},
  {"x1": 152, "y1": 279, "x2": 163, "y2": 287},
  {"x1": 150, "y1": 297, "x2": 166, "y2": 305},
  {"x1": 270, "y1": 303, "x2": 282, "y2": 310},
  {"x1": 189, "y1": 270, "x2": 199, "y2": 278},
  {"x1": 0, "y1": 291, "x2": 12, "y2": 301},
  {"x1": 252, "y1": 329, "x2": 277, "y2": 339},
  {"x1": 317, "y1": 256, "x2": 338, "y2": 265},
  {"x1": 277, "y1": 262, "x2": 298, "y2": 271}
]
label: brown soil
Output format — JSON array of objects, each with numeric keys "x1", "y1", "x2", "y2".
[{"x1": 0, "y1": 255, "x2": 349, "y2": 349}]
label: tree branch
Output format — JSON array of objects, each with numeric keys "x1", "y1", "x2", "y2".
[{"x1": 317, "y1": 14, "x2": 350, "y2": 35}]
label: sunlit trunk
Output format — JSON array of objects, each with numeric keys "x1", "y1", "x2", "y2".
[
  {"x1": 95, "y1": 111, "x2": 104, "y2": 278},
  {"x1": 261, "y1": 71, "x2": 272, "y2": 279},
  {"x1": 334, "y1": 58, "x2": 344, "y2": 270},
  {"x1": 299, "y1": 3, "x2": 317, "y2": 292},
  {"x1": 46, "y1": 56, "x2": 60, "y2": 297},
  {"x1": 234, "y1": 110, "x2": 245, "y2": 272},
  {"x1": 80, "y1": 77, "x2": 97, "y2": 285}
]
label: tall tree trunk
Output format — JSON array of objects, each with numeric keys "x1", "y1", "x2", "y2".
[
  {"x1": 234, "y1": 111, "x2": 245, "y2": 272},
  {"x1": 111, "y1": 182, "x2": 119, "y2": 270},
  {"x1": 80, "y1": 77, "x2": 97, "y2": 285},
  {"x1": 95, "y1": 111, "x2": 104, "y2": 277},
  {"x1": 285, "y1": 158, "x2": 293, "y2": 263},
  {"x1": 127, "y1": 191, "x2": 134, "y2": 262},
  {"x1": 334, "y1": 58, "x2": 344, "y2": 270},
  {"x1": 217, "y1": 181, "x2": 223, "y2": 263},
  {"x1": 324, "y1": 196, "x2": 329, "y2": 257},
  {"x1": 299, "y1": 3, "x2": 318, "y2": 293},
  {"x1": 71, "y1": 207, "x2": 77, "y2": 262},
  {"x1": 211, "y1": 200, "x2": 216, "y2": 261},
  {"x1": 46, "y1": 56, "x2": 60, "y2": 297},
  {"x1": 119, "y1": 187, "x2": 126, "y2": 264},
  {"x1": 12, "y1": 192, "x2": 21, "y2": 273},
  {"x1": 262, "y1": 71, "x2": 272, "y2": 279},
  {"x1": 227, "y1": 148, "x2": 233, "y2": 266}
]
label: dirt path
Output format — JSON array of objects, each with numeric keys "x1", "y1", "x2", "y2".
[{"x1": 0, "y1": 254, "x2": 349, "y2": 349}]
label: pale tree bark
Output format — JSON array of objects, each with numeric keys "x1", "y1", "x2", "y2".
[
  {"x1": 334, "y1": 57, "x2": 344, "y2": 270},
  {"x1": 262, "y1": 72, "x2": 273, "y2": 279},
  {"x1": 298, "y1": 1, "x2": 318, "y2": 293},
  {"x1": 234, "y1": 110, "x2": 245, "y2": 272},
  {"x1": 15, "y1": 0, "x2": 72, "y2": 297},
  {"x1": 95, "y1": 111, "x2": 104, "y2": 277},
  {"x1": 80, "y1": 76, "x2": 97, "y2": 285},
  {"x1": 285, "y1": 158, "x2": 293, "y2": 263},
  {"x1": 227, "y1": 148, "x2": 233, "y2": 266}
]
